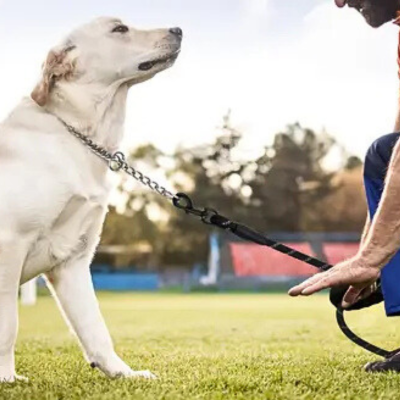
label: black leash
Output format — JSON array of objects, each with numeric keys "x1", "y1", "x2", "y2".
[
  {"x1": 60, "y1": 118, "x2": 397, "y2": 359},
  {"x1": 336, "y1": 310, "x2": 399, "y2": 358}
]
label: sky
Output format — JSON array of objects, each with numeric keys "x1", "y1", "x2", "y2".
[{"x1": 0, "y1": 0, "x2": 399, "y2": 159}]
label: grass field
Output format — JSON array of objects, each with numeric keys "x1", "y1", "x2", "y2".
[{"x1": 2, "y1": 293, "x2": 400, "y2": 399}]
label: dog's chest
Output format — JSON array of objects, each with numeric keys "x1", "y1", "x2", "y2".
[{"x1": 21, "y1": 194, "x2": 106, "y2": 283}]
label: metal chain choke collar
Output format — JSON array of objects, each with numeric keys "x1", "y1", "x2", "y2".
[{"x1": 58, "y1": 118, "x2": 177, "y2": 201}]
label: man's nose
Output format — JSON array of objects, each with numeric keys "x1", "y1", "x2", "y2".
[{"x1": 169, "y1": 27, "x2": 183, "y2": 38}]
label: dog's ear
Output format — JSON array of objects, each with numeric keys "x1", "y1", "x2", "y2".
[{"x1": 31, "y1": 44, "x2": 77, "y2": 107}]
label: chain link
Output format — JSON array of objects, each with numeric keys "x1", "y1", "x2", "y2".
[{"x1": 59, "y1": 118, "x2": 177, "y2": 201}]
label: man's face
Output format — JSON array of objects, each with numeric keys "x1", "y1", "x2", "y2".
[{"x1": 335, "y1": 0, "x2": 399, "y2": 27}]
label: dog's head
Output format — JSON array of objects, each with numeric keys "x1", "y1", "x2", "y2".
[
  {"x1": 32, "y1": 17, "x2": 182, "y2": 107},
  {"x1": 335, "y1": 0, "x2": 400, "y2": 27}
]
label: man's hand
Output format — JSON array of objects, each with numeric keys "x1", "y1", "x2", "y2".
[{"x1": 288, "y1": 257, "x2": 381, "y2": 308}]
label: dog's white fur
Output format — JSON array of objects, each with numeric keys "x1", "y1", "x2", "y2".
[{"x1": 0, "y1": 17, "x2": 181, "y2": 382}]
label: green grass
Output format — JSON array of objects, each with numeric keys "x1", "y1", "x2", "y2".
[{"x1": 1, "y1": 293, "x2": 400, "y2": 399}]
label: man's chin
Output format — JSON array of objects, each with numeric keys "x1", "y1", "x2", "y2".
[
  {"x1": 365, "y1": 18, "x2": 390, "y2": 28},
  {"x1": 361, "y1": 8, "x2": 398, "y2": 28}
]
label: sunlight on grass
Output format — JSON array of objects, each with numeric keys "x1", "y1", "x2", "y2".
[{"x1": 0, "y1": 293, "x2": 399, "y2": 399}]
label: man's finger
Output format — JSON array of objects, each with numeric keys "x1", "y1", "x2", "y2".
[
  {"x1": 300, "y1": 271, "x2": 345, "y2": 295},
  {"x1": 358, "y1": 284, "x2": 375, "y2": 300},
  {"x1": 342, "y1": 286, "x2": 363, "y2": 308},
  {"x1": 300, "y1": 280, "x2": 331, "y2": 296},
  {"x1": 288, "y1": 274, "x2": 323, "y2": 296},
  {"x1": 302, "y1": 264, "x2": 371, "y2": 295},
  {"x1": 288, "y1": 271, "x2": 331, "y2": 296}
]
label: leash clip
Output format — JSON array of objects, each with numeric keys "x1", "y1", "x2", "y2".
[
  {"x1": 173, "y1": 193, "x2": 206, "y2": 218},
  {"x1": 109, "y1": 151, "x2": 126, "y2": 172},
  {"x1": 173, "y1": 193, "x2": 223, "y2": 226}
]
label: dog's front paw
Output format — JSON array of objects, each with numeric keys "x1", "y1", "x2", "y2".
[
  {"x1": 108, "y1": 367, "x2": 156, "y2": 379},
  {"x1": 0, "y1": 374, "x2": 29, "y2": 384},
  {"x1": 91, "y1": 355, "x2": 157, "y2": 379},
  {"x1": 123, "y1": 370, "x2": 157, "y2": 379},
  {"x1": 106, "y1": 368, "x2": 157, "y2": 380}
]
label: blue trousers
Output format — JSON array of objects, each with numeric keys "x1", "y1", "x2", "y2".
[{"x1": 364, "y1": 132, "x2": 400, "y2": 316}]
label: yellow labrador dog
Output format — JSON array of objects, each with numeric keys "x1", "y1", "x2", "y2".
[{"x1": 0, "y1": 17, "x2": 182, "y2": 382}]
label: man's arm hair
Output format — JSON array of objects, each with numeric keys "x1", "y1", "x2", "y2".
[{"x1": 359, "y1": 139, "x2": 400, "y2": 268}]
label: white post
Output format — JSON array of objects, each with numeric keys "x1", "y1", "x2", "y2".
[
  {"x1": 201, "y1": 233, "x2": 220, "y2": 286},
  {"x1": 21, "y1": 278, "x2": 37, "y2": 306}
]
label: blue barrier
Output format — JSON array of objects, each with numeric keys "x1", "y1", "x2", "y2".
[{"x1": 91, "y1": 272, "x2": 159, "y2": 291}]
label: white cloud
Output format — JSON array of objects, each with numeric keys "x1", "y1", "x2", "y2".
[
  {"x1": 294, "y1": 3, "x2": 399, "y2": 155},
  {"x1": 206, "y1": 2, "x2": 400, "y2": 158},
  {"x1": 243, "y1": 0, "x2": 270, "y2": 17},
  {"x1": 241, "y1": 0, "x2": 272, "y2": 31}
]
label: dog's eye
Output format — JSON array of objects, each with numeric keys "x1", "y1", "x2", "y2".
[{"x1": 112, "y1": 25, "x2": 129, "y2": 34}]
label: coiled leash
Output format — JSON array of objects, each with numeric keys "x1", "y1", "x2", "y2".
[{"x1": 60, "y1": 118, "x2": 399, "y2": 359}]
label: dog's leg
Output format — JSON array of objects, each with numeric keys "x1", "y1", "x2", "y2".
[
  {"x1": 0, "y1": 239, "x2": 29, "y2": 383},
  {"x1": 46, "y1": 255, "x2": 155, "y2": 379}
]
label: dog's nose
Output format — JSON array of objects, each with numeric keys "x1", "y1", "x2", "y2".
[{"x1": 169, "y1": 27, "x2": 183, "y2": 38}]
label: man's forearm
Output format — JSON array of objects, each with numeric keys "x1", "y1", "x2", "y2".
[{"x1": 359, "y1": 139, "x2": 400, "y2": 269}]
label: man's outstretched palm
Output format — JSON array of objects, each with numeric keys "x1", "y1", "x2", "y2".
[{"x1": 289, "y1": 258, "x2": 381, "y2": 308}]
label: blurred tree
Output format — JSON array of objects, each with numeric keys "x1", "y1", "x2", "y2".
[
  {"x1": 247, "y1": 123, "x2": 342, "y2": 232},
  {"x1": 311, "y1": 166, "x2": 367, "y2": 232},
  {"x1": 345, "y1": 155, "x2": 363, "y2": 170}
]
